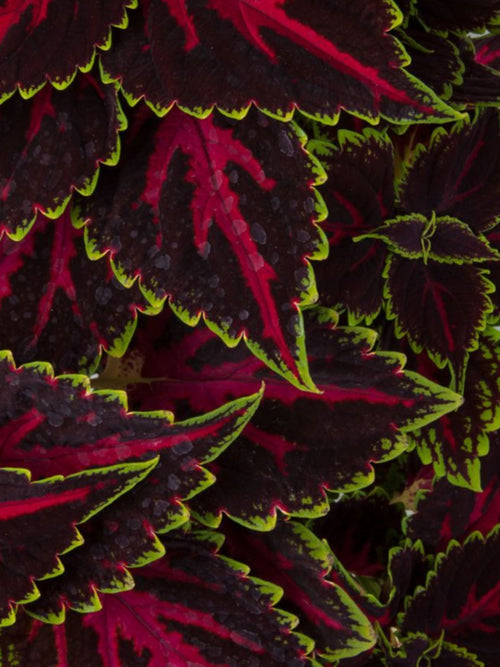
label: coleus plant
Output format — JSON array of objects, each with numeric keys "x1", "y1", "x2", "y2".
[{"x1": 1, "y1": 1, "x2": 500, "y2": 666}]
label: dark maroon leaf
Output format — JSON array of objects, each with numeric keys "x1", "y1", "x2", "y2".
[
  {"x1": 101, "y1": 0, "x2": 458, "y2": 124},
  {"x1": 397, "y1": 111, "x2": 500, "y2": 234},
  {"x1": 0, "y1": 74, "x2": 124, "y2": 241},
  {"x1": 15, "y1": 531, "x2": 312, "y2": 666},
  {"x1": 400, "y1": 527, "x2": 500, "y2": 667},
  {"x1": 310, "y1": 128, "x2": 394, "y2": 323},
  {"x1": 0, "y1": 351, "x2": 262, "y2": 618},
  {"x1": 384, "y1": 255, "x2": 494, "y2": 386},
  {"x1": 414, "y1": 0, "x2": 500, "y2": 32},
  {"x1": 362, "y1": 214, "x2": 500, "y2": 263},
  {"x1": 410, "y1": 328, "x2": 500, "y2": 489},
  {"x1": 450, "y1": 36, "x2": 500, "y2": 107},
  {"x1": 222, "y1": 519, "x2": 376, "y2": 662},
  {"x1": 398, "y1": 25, "x2": 463, "y2": 100},
  {"x1": 0, "y1": 0, "x2": 133, "y2": 99},
  {"x1": 312, "y1": 488, "x2": 406, "y2": 578},
  {"x1": 77, "y1": 105, "x2": 328, "y2": 390},
  {"x1": 121, "y1": 307, "x2": 461, "y2": 529},
  {"x1": 407, "y1": 440, "x2": 500, "y2": 550},
  {"x1": 433, "y1": 642, "x2": 483, "y2": 666},
  {"x1": 475, "y1": 34, "x2": 500, "y2": 70},
  {"x1": 0, "y1": 210, "x2": 155, "y2": 373},
  {"x1": 0, "y1": 458, "x2": 155, "y2": 627}
]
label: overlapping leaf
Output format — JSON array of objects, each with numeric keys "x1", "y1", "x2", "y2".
[
  {"x1": 0, "y1": 74, "x2": 124, "y2": 241},
  {"x1": 122, "y1": 307, "x2": 461, "y2": 529},
  {"x1": 222, "y1": 519, "x2": 376, "y2": 662},
  {"x1": 412, "y1": 0, "x2": 500, "y2": 32},
  {"x1": 313, "y1": 113, "x2": 500, "y2": 380},
  {"x1": 400, "y1": 527, "x2": 500, "y2": 666},
  {"x1": 309, "y1": 128, "x2": 394, "y2": 323},
  {"x1": 0, "y1": 0, "x2": 134, "y2": 99},
  {"x1": 407, "y1": 433, "x2": 500, "y2": 549},
  {"x1": 410, "y1": 328, "x2": 500, "y2": 489},
  {"x1": 1, "y1": 530, "x2": 312, "y2": 666},
  {"x1": 0, "y1": 211, "x2": 155, "y2": 373},
  {"x1": 0, "y1": 350, "x2": 261, "y2": 618},
  {"x1": 383, "y1": 255, "x2": 494, "y2": 386},
  {"x1": 77, "y1": 105, "x2": 327, "y2": 390},
  {"x1": 311, "y1": 488, "x2": 406, "y2": 578},
  {"x1": 100, "y1": 0, "x2": 459, "y2": 124},
  {"x1": 0, "y1": 459, "x2": 155, "y2": 627}
]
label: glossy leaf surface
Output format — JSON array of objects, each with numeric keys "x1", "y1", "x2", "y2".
[
  {"x1": 78, "y1": 106, "x2": 327, "y2": 390},
  {"x1": 0, "y1": 211, "x2": 153, "y2": 373}
]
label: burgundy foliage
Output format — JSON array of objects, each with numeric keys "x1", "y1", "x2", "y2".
[{"x1": 1, "y1": 2, "x2": 500, "y2": 666}]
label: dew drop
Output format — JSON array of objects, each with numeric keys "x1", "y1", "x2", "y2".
[
  {"x1": 208, "y1": 274, "x2": 220, "y2": 288},
  {"x1": 297, "y1": 229, "x2": 311, "y2": 243},
  {"x1": 198, "y1": 241, "x2": 211, "y2": 259},
  {"x1": 167, "y1": 474, "x2": 180, "y2": 491},
  {"x1": 232, "y1": 219, "x2": 247, "y2": 236},
  {"x1": 229, "y1": 169, "x2": 239, "y2": 184},
  {"x1": 270, "y1": 251, "x2": 279, "y2": 265},
  {"x1": 271, "y1": 196, "x2": 280, "y2": 211},
  {"x1": 239, "y1": 309, "x2": 249, "y2": 320},
  {"x1": 250, "y1": 222, "x2": 267, "y2": 245},
  {"x1": 304, "y1": 197, "x2": 315, "y2": 213},
  {"x1": 224, "y1": 195, "x2": 234, "y2": 212},
  {"x1": 278, "y1": 130, "x2": 295, "y2": 157},
  {"x1": 248, "y1": 252, "x2": 264, "y2": 272},
  {"x1": 172, "y1": 439, "x2": 194, "y2": 455},
  {"x1": 211, "y1": 169, "x2": 223, "y2": 190},
  {"x1": 95, "y1": 286, "x2": 112, "y2": 306},
  {"x1": 154, "y1": 254, "x2": 171, "y2": 270}
]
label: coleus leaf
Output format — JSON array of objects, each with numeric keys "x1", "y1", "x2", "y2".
[
  {"x1": 100, "y1": 0, "x2": 459, "y2": 124},
  {"x1": 409, "y1": 328, "x2": 500, "y2": 489},
  {"x1": 222, "y1": 518, "x2": 377, "y2": 662},
  {"x1": 407, "y1": 437, "x2": 500, "y2": 551},
  {"x1": 309, "y1": 128, "x2": 394, "y2": 323},
  {"x1": 0, "y1": 210, "x2": 156, "y2": 373},
  {"x1": 475, "y1": 34, "x2": 500, "y2": 70},
  {"x1": 450, "y1": 35, "x2": 500, "y2": 107},
  {"x1": 397, "y1": 23, "x2": 463, "y2": 100},
  {"x1": 360, "y1": 214, "x2": 500, "y2": 263},
  {"x1": 383, "y1": 245, "x2": 494, "y2": 387},
  {"x1": 400, "y1": 527, "x2": 500, "y2": 666},
  {"x1": 412, "y1": 0, "x2": 500, "y2": 32},
  {"x1": 0, "y1": 355, "x2": 261, "y2": 620},
  {"x1": 0, "y1": 458, "x2": 156, "y2": 628},
  {"x1": 0, "y1": 0, "x2": 134, "y2": 100},
  {"x1": 77, "y1": 105, "x2": 328, "y2": 391},
  {"x1": 397, "y1": 110, "x2": 500, "y2": 234},
  {"x1": 123, "y1": 307, "x2": 461, "y2": 529},
  {"x1": 311, "y1": 488, "x2": 406, "y2": 578},
  {"x1": 0, "y1": 74, "x2": 125, "y2": 241},
  {"x1": 6, "y1": 530, "x2": 313, "y2": 666}
]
